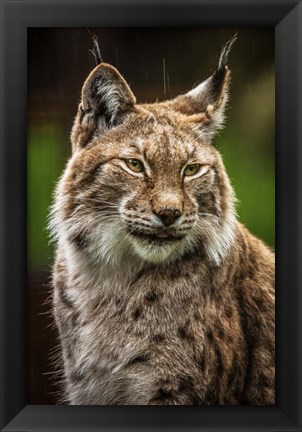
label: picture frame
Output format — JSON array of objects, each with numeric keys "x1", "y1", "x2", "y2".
[{"x1": 0, "y1": 0, "x2": 301, "y2": 431}]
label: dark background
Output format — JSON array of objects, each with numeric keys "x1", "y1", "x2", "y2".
[{"x1": 27, "y1": 27, "x2": 274, "y2": 404}]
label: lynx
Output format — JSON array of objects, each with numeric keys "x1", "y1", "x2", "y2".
[{"x1": 50, "y1": 36, "x2": 275, "y2": 405}]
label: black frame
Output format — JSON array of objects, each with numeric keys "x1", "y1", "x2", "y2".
[{"x1": 0, "y1": 0, "x2": 301, "y2": 431}]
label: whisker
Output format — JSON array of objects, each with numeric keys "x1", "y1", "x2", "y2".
[
  {"x1": 198, "y1": 212, "x2": 219, "y2": 220},
  {"x1": 123, "y1": 218, "x2": 152, "y2": 229},
  {"x1": 123, "y1": 213, "x2": 151, "y2": 223}
]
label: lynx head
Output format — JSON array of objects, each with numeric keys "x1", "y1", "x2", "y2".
[{"x1": 51, "y1": 36, "x2": 237, "y2": 266}]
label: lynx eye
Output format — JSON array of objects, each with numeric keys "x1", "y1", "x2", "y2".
[
  {"x1": 125, "y1": 159, "x2": 144, "y2": 173},
  {"x1": 184, "y1": 163, "x2": 201, "y2": 176}
]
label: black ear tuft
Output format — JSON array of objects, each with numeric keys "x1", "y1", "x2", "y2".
[
  {"x1": 209, "y1": 33, "x2": 237, "y2": 102},
  {"x1": 218, "y1": 33, "x2": 238, "y2": 70},
  {"x1": 90, "y1": 33, "x2": 103, "y2": 66}
]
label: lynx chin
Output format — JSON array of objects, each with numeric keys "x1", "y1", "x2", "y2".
[{"x1": 50, "y1": 35, "x2": 275, "y2": 405}]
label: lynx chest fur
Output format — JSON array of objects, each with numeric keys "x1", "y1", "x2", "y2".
[{"x1": 50, "y1": 37, "x2": 275, "y2": 405}]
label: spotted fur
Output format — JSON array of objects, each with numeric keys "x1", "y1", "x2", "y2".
[{"x1": 50, "y1": 39, "x2": 275, "y2": 405}]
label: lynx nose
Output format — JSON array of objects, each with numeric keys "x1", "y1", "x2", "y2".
[{"x1": 157, "y1": 209, "x2": 182, "y2": 226}]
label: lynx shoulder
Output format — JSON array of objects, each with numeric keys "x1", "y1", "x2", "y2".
[{"x1": 50, "y1": 36, "x2": 275, "y2": 405}]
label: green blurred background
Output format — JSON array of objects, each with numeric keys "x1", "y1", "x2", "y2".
[{"x1": 28, "y1": 28, "x2": 274, "y2": 404}]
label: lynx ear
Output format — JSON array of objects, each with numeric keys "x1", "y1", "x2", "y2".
[
  {"x1": 167, "y1": 35, "x2": 237, "y2": 140},
  {"x1": 71, "y1": 63, "x2": 136, "y2": 150}
]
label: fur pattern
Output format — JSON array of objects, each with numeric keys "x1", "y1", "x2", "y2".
[{"x1": 50, "y1": 38, "x2": 275, "y2": 405}]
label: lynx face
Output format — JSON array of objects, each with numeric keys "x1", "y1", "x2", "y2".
[
  {"x1": 51, "y1": 38, "x2": 236, "y2": 265},
  {"x1": 117, "y1": 119, "x2": 219, "y2": 264}
]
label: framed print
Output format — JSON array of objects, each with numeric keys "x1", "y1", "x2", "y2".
[
  {"x1": 0, "y1": 0, "x2": 301, "y2": 431},
  {"x1": 28, "y1": 26, "x2": 276, "y2": 408}
]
